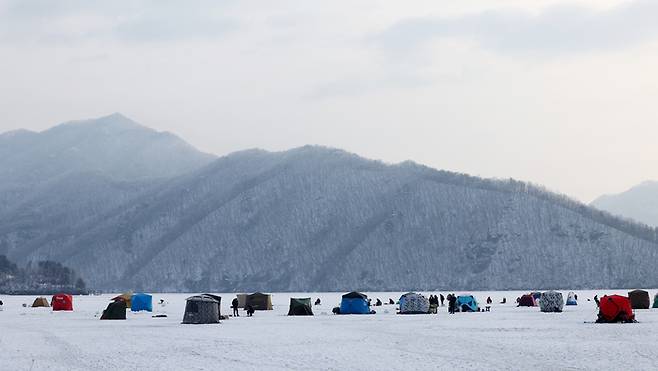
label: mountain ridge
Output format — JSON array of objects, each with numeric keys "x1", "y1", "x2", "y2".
[
  {"x1": 1, "y1": 115, "x2": 657, "y2": 292},
  {"x1": 591, "y1": 181, "x2": 658, "y2": 227}
]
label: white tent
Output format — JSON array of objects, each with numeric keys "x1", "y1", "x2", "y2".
[
  {"x1": 539, "y1": 291, "x2": 564, "y2": 312},
  {"x1": 398, "y1": 292, "x2": 430, "y2": 314}
]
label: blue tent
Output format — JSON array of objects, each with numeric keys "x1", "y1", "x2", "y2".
[
  {"x1": 131, "y1": 293, "x2": 153, "y2": 312},
  {"x1": 339, "y1": 292, "x2": 370, "y2": 314},
  {"x1": 456, "y1": 295, "x2": 479, "y2": 312},
  {"x1": 565, "y1": 292, "x2": 577, "y2": 306}
]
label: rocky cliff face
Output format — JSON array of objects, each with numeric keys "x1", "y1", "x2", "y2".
[{"x1": 2, "y1": 116, "x2": 657, "y2": 292}]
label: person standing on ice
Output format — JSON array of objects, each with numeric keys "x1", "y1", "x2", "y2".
[
  {"x1": 440, "y1": 294, "x2": 445, "y2": 307},
  {"x1": 448, "y1": 294, "x2": 457, "y2": 314},
  {"x1": 428, "y1": 295, "x2": 438, "y2": 314},
  {"x1": 232, "y1": 297, "x2": 240, "y2": 317},
  {"x1": 486, "y1": 297, "x2": 493, "y2": 305}
]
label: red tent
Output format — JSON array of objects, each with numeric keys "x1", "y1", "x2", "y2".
[
  {"x1": 597, "y1": 295, "x2": 635, "y2": 323},
  {"x1": 517, "y1": 294, "x2": 536, "y2": 307},
  {"x1": 52, "y1": 293, "x2": 73, "y2": 311}
]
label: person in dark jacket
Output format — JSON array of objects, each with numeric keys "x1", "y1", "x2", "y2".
[
  {"x1": 448, "y1": 294, "x2": 457, "y2": 314},
  {"x1": 232, "y1": 297, "x2": 240, "y2": 317},
  {"x1": 315, "y1": 298, "x2": 321, "y2": 306},
  {"x1": 375, "y1": 298, "x2": 382, "y2": 306},
  {"x1": 428, "y1": 295, "x2": 438, "y2": 314},
  {"x1": 486, "y1": 297, "x2": 493, "y2": 305},
  {"x1": 440, "y1": 294, "x2": 445, "y2": 307},
  {"x1": 389, "y1": 298, "x2": 394, "y2": 305},
  {"x1": 246, "y1": 304, "x2": 255, "y2": 317},
  {"x1": 594, "y1": 295, "x2": 600, "y2": 307}
]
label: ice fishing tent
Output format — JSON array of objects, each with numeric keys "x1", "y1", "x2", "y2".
[
  {"x1": 31, "y1": 297, "x2": 49, "y2": 307},
  {"x1": 455, "y1": 295, "x2": 479, "y2": 312},
  {"x1": 237, "y1": 294, "x2": 247, "y2": 308},
  {"x1": 182, "y1": 295, "x2": 220, "y2": 324},
  {"x1": 246, "y1": 292, "x2": 273, "y2": 310},
  {"x1": 288, "y1": 298, "x2": 314, "y2": 316},
  {"x1": 131, "y1": 293, "x2": 153, "y2": 312},
  {"x1": 339, "y1": 292, "x2": 370, "y2": 314},
  {"x1": 52, "y1": 294, "x2": 73, "y2": 311},
  {"x1": 112, "y1": 292, "x2": 132, "y2": 308},
  {"x1": 628, "y1": 290, "x2": 650, "y2": 309},
  {"x1": 565, "y1": 292, "x2": 577, "y2": 306},
  {"x1": 596, "y1": 295, "x2": 635, "y2": 323},
  {"x1": 518, "y1": 294, "x2": 536, "y2": 307},
  {"x1": 539, "y1": 291, "x2": 564, "y2": 313},
  {"x1": 653, "y1": 293, "x2": 658, "y2": 309},
  {"x1": 399, "y1": 292, "x2": 430, "y2": 314},
  {"x1": 52, "y1": 293, "x2": 73, "y2": 311},
  {"x1": 101, "y1": 300, "x2": 126, "y2": 320},
  {"x1": 202, "y1": 294, "x2": 222, "y2": 318}
]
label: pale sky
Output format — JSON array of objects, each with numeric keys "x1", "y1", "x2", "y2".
[{"x1": 1, "y1": 0, "x2": 657, "y2": 202}]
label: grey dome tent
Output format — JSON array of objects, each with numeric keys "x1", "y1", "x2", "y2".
[
  {"x1": 182, "y1": 295, "x2": 220, "y2": 324},
  {"x1": 237, "y1": 294, "x2": 247, "y2": 308},
  {"x1": 100, "y1": 300, "x2": 126, "y2": 320},
  {"x1": 398, "y1": 292, "x2": 430, "y2": 314},
  {"x1": 246, "y1": 292, "x2": 273, "y2": 310},
  {"x1": 539, "y1": 291, "x2": 564, "y2": 313},
  {"x1": 202, "y1": 293, "x2": 222, "y2": 318},
  {"x1": 628, "y1": 290, "x2": 650, "y2": 309},
  {"x1": 288, "y1": 298, "x2": 313, "y2": 316}
]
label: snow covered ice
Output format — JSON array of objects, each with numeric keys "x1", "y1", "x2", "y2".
[{"x1": 1, "y1": 290, "x2": 658, "y2": 370}]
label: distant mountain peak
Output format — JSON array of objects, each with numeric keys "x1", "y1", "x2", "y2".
[
  {"x1": 591, "y1": 181, "x2": 658, "y2": 227},
  {"x1": 50, "y1": 112, "x2": 147, "y2": 134},
  {"x1": 0, "y1": 113, "x2": 216, "y2": 183},
  {"x1": 0, "y1": 128, "x2": 37, "y2": 139}
]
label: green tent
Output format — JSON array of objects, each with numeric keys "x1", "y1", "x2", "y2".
[
  {"x1": 246, "y1": 292, "x2": 273, "y2": 310},
  {"x1": 653, "y1": 293, "x2": 658, "y2": 308},
  {"x1": 288, "y1": 297, "x2": 313, "y2": 316},
  {"x1": 100, "y1": 300, "x2": 127, "y2": 320}
]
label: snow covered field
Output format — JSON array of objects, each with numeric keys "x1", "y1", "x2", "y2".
[{"x1": 1, "y1": 290, "x2": 657, "y2": 370}]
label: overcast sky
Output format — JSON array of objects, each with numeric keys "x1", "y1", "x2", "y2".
[{"x1": 1, "y1": 0, "x2": 657, "y2": 202}]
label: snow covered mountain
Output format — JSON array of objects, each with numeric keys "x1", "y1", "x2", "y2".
[
  {"x1": 591, "y1": 181, "x2": 658, "y2": 227},
  {"x1": 0, "y1": 113, "x2": 215, "y2": 216},
  {"x1": 1, "y1": 115, "x2": 657, "y2": 292}
]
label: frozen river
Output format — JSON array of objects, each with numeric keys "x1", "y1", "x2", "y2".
[{"x1": 1, "y1": 290, "x2": 657, "y2": 370}]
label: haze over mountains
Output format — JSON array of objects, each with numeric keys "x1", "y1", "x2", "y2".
[
  {"x1": 1, "y1": 114, "x2": 657, "y2": 292},
  {"x1": 591, "y1": 182, "x2": 658, "y2": 227}
]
